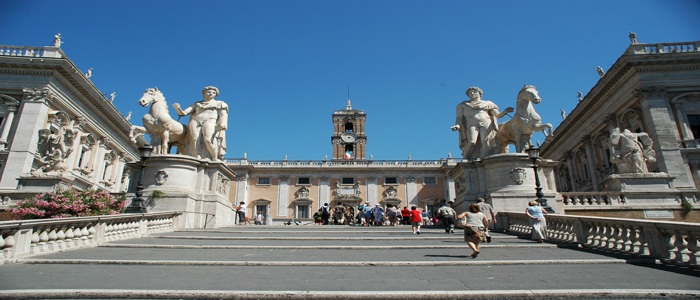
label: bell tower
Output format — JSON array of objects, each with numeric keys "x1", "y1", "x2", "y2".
[{"x1": 331, "y1": 98, "x2": 367, "y2": 161}]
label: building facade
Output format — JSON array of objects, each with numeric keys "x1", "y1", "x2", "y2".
[
  {"x1": 0, "y1": 43, "x2": 143, "y2": 205},
  {"x1": 541, "y1": 40, "x2": 700, "y2": 221}
]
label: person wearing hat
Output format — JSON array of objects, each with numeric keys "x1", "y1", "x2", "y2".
[
  {"x1": 372, "y1": 203, "x2": 385, "y2": 226},
  {"x1": 363, "y1": 202, "x2": 373, "y2": 226}
]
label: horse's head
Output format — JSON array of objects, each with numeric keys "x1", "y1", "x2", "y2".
[
  {"x1": 138, "y1": 87, "x2": 164, "y2": 107},
  {"x1": 518, "y1": 85, "x2": 541, "y2": 104}
]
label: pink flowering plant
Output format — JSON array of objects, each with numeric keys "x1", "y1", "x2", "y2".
[{"x1": 9, "y1": 186, "x2": 127, "y2": 220}]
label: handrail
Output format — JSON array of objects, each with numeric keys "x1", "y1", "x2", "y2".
[
  {"x1": 500, "y1": 212, "x2": 700, "y2": 268},
  {"x1": 0, "y1": 211, "x2": 183, "y2": 264}
]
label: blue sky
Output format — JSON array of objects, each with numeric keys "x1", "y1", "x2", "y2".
[{"x1": 2, "y1": 0, "x2": 699, "y2": 160}]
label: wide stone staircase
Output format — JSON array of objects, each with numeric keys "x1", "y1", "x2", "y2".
[{"x1": 0, "y1": 225, "x2": 698, "y2": 299}]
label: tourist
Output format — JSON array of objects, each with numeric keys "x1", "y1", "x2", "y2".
[
  {"x1": 333, "y1": 202, "x2": 346, "y2": 225},
  {"x1": 434, "y1": 199, "x2": 447, "y2": 226},
  {"x1": 386, "y1": 204, "x2": 400, "y2": 226},
  {"x1": 173, "y1": 86, "x2": 228, "y2": 160},
  {"x1": 235, "y1": 201, "x2": 246, "y2": 225},
  {"x1": 476, "y1": 198, "x2": 496, "y2": 243},
  {"x1": 525, "y1": 200, "x2": 548, "y2": 243},
  {"x1": 363, "y1": 202, "x2": 373, "y2": 226},
  {"x1": 321, "y1": 203, "x2": 331, "y2": 225},
  {"x1": 437, "y1": 202, "x2": 457, "y2": 234},
  {"x1": 254, "y1": 211, "x2": 264, "y2": 225},
  {"x1": 421, "y1": 210, "x2": 432, "y2": 225},
  {"x1": 372, "y1": 203, "x2": 384, "y2": 226},
  {"x1": 451, "y1": 86, "x2": 513, "y2": 159},
  {"x1": 401, "y1": 206, "x2": 411, "y2": 225},
  {"x1": 410, "y1": 206, "x2": 423, "y2": 234},
  {"x1": 313, "y1": 209, "x2": 323, "y2": 225},
  {"x1": 456, "y1": 203, "x2": 489, "y2": 258}
]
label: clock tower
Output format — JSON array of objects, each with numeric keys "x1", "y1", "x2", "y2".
[{"x1": 331, "y1": 99, "x2": 367, "y2": 161}]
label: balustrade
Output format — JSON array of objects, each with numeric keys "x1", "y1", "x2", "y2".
[
  {"x1": 0, "y1": 45, "x2": 64, "y2": 58},
  {"x1": 501, "y1": 212, "x2": 700, "y2": 268},
  {"x1": 0, "y1": 211, "x2": 181, "y2": 264}
]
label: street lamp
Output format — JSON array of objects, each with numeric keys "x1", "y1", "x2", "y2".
[
  {"x1": 125, "y1": 144, "x2": 153, "y2": 213},
  {"x1": 525, "y1": 146, "x2": 554, "y2": 213}
]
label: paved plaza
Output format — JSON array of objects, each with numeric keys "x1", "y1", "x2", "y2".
[{"x1": 0, "y1": 225, "x2": 698, "y2": 299}]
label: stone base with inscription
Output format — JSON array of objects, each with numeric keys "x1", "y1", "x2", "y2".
[
  {"x1": 449, "y1": 153, "x2": 562, "y2": 230},
  {"x1": 600, "y1": 172, "x2": 681, "y2": 204},
  {"x1": 129, "y1": 155, "x2": 236, "y2": 228}
]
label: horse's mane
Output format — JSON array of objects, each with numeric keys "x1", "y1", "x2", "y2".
[{"x1": 517, "y1": 85, "x2": 537, "y2": 100}]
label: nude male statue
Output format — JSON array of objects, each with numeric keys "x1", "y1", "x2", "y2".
[
  {"x1": 451, "y1": 86, "x2": 512, "y2": 159},
  {"x1": 173, "y1": 86, "x2": 229, "y2": 160}
]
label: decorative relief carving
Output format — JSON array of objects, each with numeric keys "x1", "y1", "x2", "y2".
[
  {"x1": 155, "y1": 170, "x2": 169, "y2": 185},
  {"x1": 216, "y1": 172, "x2": 230, "y2": 195},
  {"x1": 632, "y1": 87, "x2": 666, "y2": 98},
  {"x1": 383, "y1": 186, "x2": 398, "y2": 198},
  {"x1": 295, "y1": 186, "x2": 310, "y2": 199},
  {"x1": 509, "y1": 168, "x2": 527, "y2": 185},
  {"x1": 23, "y1": 87, "x2": 55, "y2": 104},
  {"x1": 32, "y1": 112, "x2": 76, "y2": 176}
]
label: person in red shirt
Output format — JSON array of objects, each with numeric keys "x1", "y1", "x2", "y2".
[
  {"x1": 401, "y1": 206, "x2": 411, "y2": 225},
  {"x1": 410, "y1": 206, "x2": 423, "y2": 234}
]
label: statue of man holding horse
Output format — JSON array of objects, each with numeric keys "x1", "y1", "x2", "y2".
[
  {"x1": 451, "y1": 86, "x2": 513, "y2": 160},
  {"x1": 173, "y1": 86, "x2": 229, "y2": 161}
]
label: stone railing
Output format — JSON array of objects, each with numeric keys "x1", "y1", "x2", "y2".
[
  {"x1": 0, "y1": 211, "x2": 182, "y2": 264},
  {"x1": 0, "y1": 45, "x2": 64, "y2": 58},
  {"x1": 626, "y1": 41, "x2": 700, "y2": 55},
  {"x1": 223, "y1": 159, "x2": 458, "y2": 167},
  {"x1": 560, "y1": 191, "x2": 696, "y2": 206},
  {"x1": 500, "y1": 212, "x2": 700, "y2": 268}
]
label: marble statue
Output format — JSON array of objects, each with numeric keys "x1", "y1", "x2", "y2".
[
  {"x1": 34, "y1": 123, "x2": 75, "y2": 175},
  {"x1": 629, "y1": 32, "x2": 638, "y2": 44},
  {"x1": 452, "y1": 86, "x2": 513, "y2": 159},
  {"x1": 174, "y1": 86, "x2": 228, "y2": 161},
  {"x1": 130, "y1": 88, "x2": 188, "y2": 155},
  {"x1": 53, "y1": 33, "x2": 62, "y2": 47},
  {"x1": 125, "y1": 111, "x2": 132, "y2": 121},
  {"x1": 595, "y1": 66, "x2": 605, "y2": 77},
  {"x1": 85, "y1": 68, "x2": 93, "y2": 79},
  {"x1": 560, "y1": 109, "x2": 566, "y2": 120},
  {"x1": 110, "y1": 92, "x2": 116, "y2": 103},
  {"x1": 610, "y1": 128, "x2": 656, "y2": 173},
  {"x1": 577, "y1": 91, "x2": 583, "y2": 101},
  {"x1": 496, "y1": 85, "x2": 552, "y2": 153}
]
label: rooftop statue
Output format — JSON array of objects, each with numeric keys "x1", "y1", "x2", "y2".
[
  {"x1": 174, "y1": 86, "x2": 228, "y2": 161},
  {"x1": 610, "y1": 128, "x2": 656, "y2": 173},
  {"x1": 53, "y1": 33, "x2": 62, "y2": 48},
  {"x1": 129, "y1": 88, "x2": 189, "y2": 155},
  {"x1": 595, "y1": 66, "x2": 605, "y2": 77},
  {"x1": 451, "y1": 86, "x2": 513, "y2": 160},
  {"x1": 497, "y1": 85, "x2": 553, "y2": 153}
]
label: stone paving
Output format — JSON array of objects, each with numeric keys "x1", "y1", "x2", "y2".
[{"x1": 0, "y1": 225, "x2": 698, "y2": 299}]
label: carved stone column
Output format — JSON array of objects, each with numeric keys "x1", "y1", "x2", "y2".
[
  {"x1": 582, "y1": 135, "x2": 601, "y2": 191},
  {"x1": 405, "y1": 176, "x2": 417, "y2": 206},
  {"x1": 0, "y1": 88, "x2": 53, "y2": 189},
  {"x1": 565, "y1": 151, "x2": 577, "y2": 192},
  {"x1": 318, "y1": 176, "x2": 330, "y2": 210},
  {"x1": 636, "y1": 87, "x2": 695, "y2": 189},
  {"x1": 0, "y1": 95, "x2": 19, "y2": 150},
  {"x1": 277, "y1": 176, "x2": 290, "y2": 217}
]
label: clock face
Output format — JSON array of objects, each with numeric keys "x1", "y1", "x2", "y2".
[{"x1": 341, "y1": 133, "x2": 356, "y2": 143}]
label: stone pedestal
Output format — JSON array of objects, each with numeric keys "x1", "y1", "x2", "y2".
[
  {"x1": 130, "y1": 154, "x2": 236, "y2": 228},
  {"x1": 449, "y1": 153, "x2": 563, "y2": 230},
  {"x1": 601, "y1": 172, "x2": 680, "y2": 203}
]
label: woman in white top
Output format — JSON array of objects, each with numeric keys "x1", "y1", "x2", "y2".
[{"x1": 456, "y1": 203, "x2": 489, "y2": 258}]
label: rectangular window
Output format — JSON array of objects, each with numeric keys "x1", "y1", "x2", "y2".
[
  {"x1": 342, "y1": 177, "x2": 354, "y2": 185},
  {"x1": 423, "y1": 177, "x2": 437, "y2": 185},
  {"x1": 688, "y1": 114, "x2": 700, "y2": 139},
  {"x1": 297, "y1": 205, "x2": 309, "y2": 219},
  {"x1": 297, "y1": 177, "x2": 310, "y2": 185},
  {"x1": 257, "y1": 177, "x2": 270, "y2": 185},
  {"x1": 384, "y1": 177, "x2": 398, "y2": 185}
]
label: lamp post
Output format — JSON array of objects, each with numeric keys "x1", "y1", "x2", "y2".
[
  {"x1": 525, "y1": 146, "x2": 554, "y2": 213},
  {"x1": 125, "y1": 145, "x2": 153, "y2": 213}
]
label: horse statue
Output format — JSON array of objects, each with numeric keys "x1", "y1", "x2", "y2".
[
  {"x1": 497, "y1": 85, "x2": 553, "y2": 153},
  {"x1": 129, "y1": 88, "x2": 189, "y2": 155}
]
